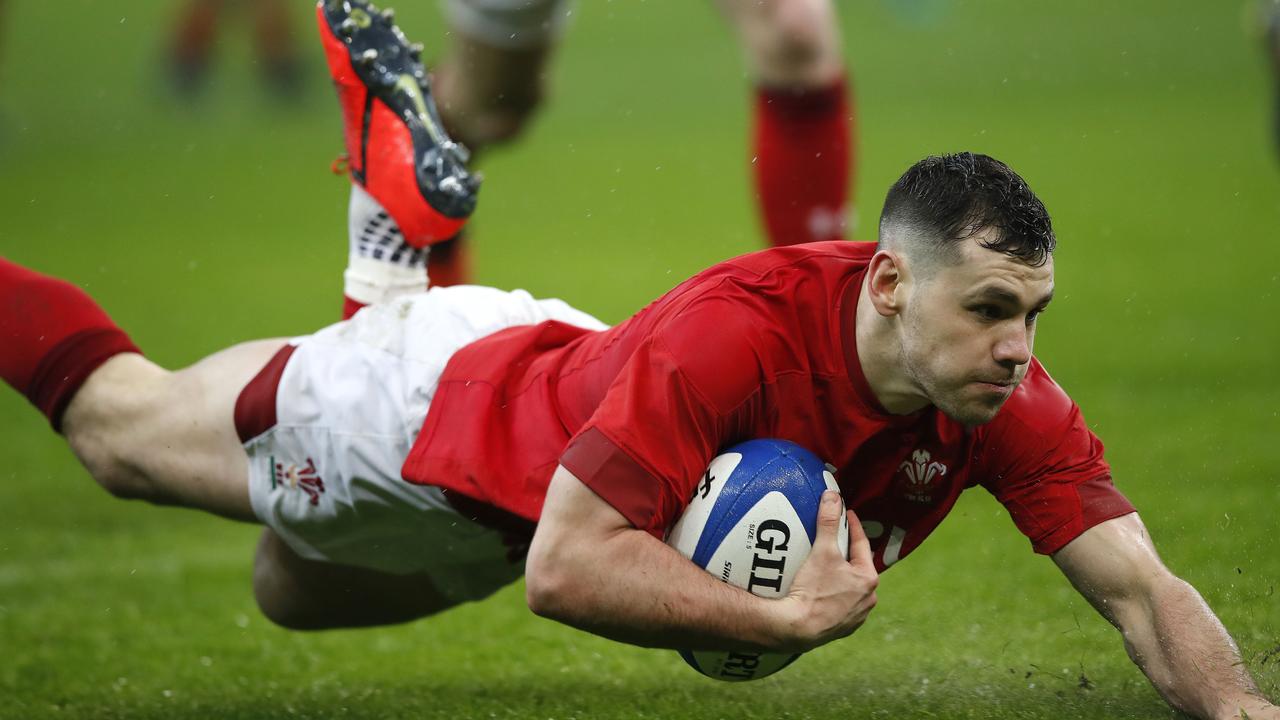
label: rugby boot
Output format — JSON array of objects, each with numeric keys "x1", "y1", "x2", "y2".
[{"x1": 317, "y1": 0, "x2": 479, "y2": 247}]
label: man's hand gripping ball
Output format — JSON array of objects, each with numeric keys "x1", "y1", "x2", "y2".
[{"x1": 776, "y1": 491, "x2": 879, "y2": 654}]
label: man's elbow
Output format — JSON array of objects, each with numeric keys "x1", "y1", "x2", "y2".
[
  {"x1": 524, "y1": 566, "x2": 568, "y2": 619},
  {"x1": 524, "y1": 535, "x2": 578, "y2": 620}
]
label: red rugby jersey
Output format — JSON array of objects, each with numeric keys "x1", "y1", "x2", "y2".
[{"x1": 402, "y1": 241, "x2": 1134, "y2": 570}]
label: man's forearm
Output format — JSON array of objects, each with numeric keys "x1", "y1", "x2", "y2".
[
  {"x1": 1122, "y1": 575, "x2": 1268, "y2": 719},
  {"x1": 1054, "y1": 515, "x2": 1276, "y2": 719},
  {"x1": 527, "y1": 519, "x2": 795, "y2": 651},
  {"x1": 526, "y1": 465, "x2": 878, "y2": 654}
]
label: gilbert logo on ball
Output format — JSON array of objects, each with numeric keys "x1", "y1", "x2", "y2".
[{"x1": 666, "y1": 439, "x2": 849, "y2": 682}]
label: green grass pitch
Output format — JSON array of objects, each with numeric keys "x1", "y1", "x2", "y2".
[{"x1": 1, "y1": 1, "x2": 1278, "y2": 718}]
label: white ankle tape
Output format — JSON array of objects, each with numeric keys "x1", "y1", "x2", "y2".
[
  {"x1": 348, "y1": 185, "x2": 426, "y2": 267},
  {"x1": 346, "y1": 185, "x2": 429, "y2": 305},
  {"x1": 344, "y1": 255, "x2": 428, "y2": 306}
]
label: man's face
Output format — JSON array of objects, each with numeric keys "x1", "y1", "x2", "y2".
[{"x1": 896, "y1": 235, "x2": 1055, "y2": 426}]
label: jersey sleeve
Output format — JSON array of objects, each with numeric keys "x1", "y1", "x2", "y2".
[
  {"x1": 559, "y1": 298, "x2": 766, "y2": 538},
  {"x1": 976, "y1": 361, "x2": 1135, "y2": 555}
]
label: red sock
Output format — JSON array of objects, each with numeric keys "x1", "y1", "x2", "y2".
[
  {"x1": 0, "y1": 258, "x2": 141, "y2": 431},
  {"x1": 752, "y1": 77, "x2": 853, "y2": 246},
  {"x1": 428, "y1": 109, "x2": 472, "y2": 289},
  {"x1": 341, "y1": 295, "x2": 365, "y2": 320},
  {"x1": 425, "y1": 231, "x2": 471, "y2": 288}
]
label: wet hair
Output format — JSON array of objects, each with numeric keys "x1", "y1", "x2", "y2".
[{"x1": 877, "y1": 153, "x2": 1055, "y2": 269}]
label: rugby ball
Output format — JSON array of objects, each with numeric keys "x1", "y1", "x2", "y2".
[{"x1": 666, "y1": 439, "x2": 848, "y2": 682}]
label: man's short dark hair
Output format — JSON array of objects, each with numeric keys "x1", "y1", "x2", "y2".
[{"x1": 878, "y1": 153, "x2": 1056, "y2": 269}]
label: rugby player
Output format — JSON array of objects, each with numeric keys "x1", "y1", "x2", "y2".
[
  {"x1": 1, "y1": 4, "x2": 1275, "y2": 717},
  {"x1": 344, "y1": 0, "x2": 852, "y2": 291},
  {"x1": 166, "y1": 0, "x2": 303, "y2": 98}
]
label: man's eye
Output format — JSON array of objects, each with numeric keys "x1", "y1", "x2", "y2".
[{"x1": 971, "y1": 305, "x2": 1002, "y2": 321}]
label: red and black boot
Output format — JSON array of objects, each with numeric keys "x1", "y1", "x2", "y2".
[{"x1": 317, "y1": 0, "x2": 479, "y2": 247}]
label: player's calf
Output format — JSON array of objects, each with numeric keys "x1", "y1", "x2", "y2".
[
  {"x1": 61, "y1": 341, "x2": 284, "y2": 521},
  {"x1": 714, "y1": 0, "x2": 853, "y2": 248},
  {"x1": 0, "y1": 258, "x2": 141, "y2": 430},
  {"x1": 0, "y1": 258, "x2": 278, "y2": 521},
  {"x1": 61, "y1": 354, "x2": 174, "y2": 504}
]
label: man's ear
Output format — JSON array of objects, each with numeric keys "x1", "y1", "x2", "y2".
[{"x1": 866, "y1": 251, "x2": 907, "y2": 317}]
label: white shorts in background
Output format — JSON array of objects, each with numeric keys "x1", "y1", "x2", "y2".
[
  {"x1": 235, "y1": 285, "x2": 607, "y2": 603},
  {"x1": 442, "y1": 0, "x2": 573, "y2": 49}
]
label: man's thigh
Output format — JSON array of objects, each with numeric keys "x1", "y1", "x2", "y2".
[{"x1": 239, "y1": 293, "x2": 547, "y2": 607}]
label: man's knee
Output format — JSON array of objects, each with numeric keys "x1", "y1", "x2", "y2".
[
  {"x1": 725, "y1": 0, "x2": 843, "y2": 87},
  {"x1": 435, "y1": 0, "x2": 566, "y2": 149},
  {"x1": 254, "y1": 580, "x2": 321, "y2": 631},
  {"x1": 443, "y1": 86, "x2": 544, "y2": 150},
  {"x1": 254, "y1": 563, "x2": 311, "y2": 630},
  {"x1": 253, "y1": 530, "x2": 323, "y2": 630},
  {"x1": 252, "y1": 529, "x2": 456, "y2": 631},
  {"x1": 434, "y1": 43, "x2": 550, "y2": 151}
]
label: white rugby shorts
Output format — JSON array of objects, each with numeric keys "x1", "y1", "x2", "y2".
[
  {"x1": 234, "y1": 285, "x2": 607, "y2": 602},
  {"x1": 442, "y1": 0, "x2": 572, "y2": 49}
]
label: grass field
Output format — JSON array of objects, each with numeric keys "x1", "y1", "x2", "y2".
[{"x1": 2, "y1": 1, "x2": 1279, "y2": 718}]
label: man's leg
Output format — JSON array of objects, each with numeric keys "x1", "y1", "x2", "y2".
[
  {"x1": 0, "y1": 256, "x2": 279, "y2": 519},
  {"x1": 716, "y1": 0, "x2": 854, "y2": 246},
  {"x1": 247, "y1": 293, "x2": 543, "y2": 629},
  {"x1": 252, "y1": 0, "x2": 304, "y2": 98},
  {"x1": 65, "y1": 308, "x2": 472, "y2": 629},
  {"x1": 61, "y1": 344, "x2": 283, "y2": 521},
  {"x1": 431, "y1": 36, "x2": 555, "y2": 289},
  {"x1": 427, "y1": 0, "x2": 568, "y2": 287},
  {"x1": 318, "y1": 0, "x2": 482, "y2": 311},
  {"x1": 432, "y1": 29, "x2": 557, "y2": 153},
  {"x1": 0, "y1": 259, "x2": 466, "y2": 627},
  {"x1": 1263, "y1": 0, "x2": 1280, "y2": 163},
  {"x1": 253, "y1": 529, "x2": 454, "y2": 630},
  {"x1": 167, "y1": 0, "x2": 224, "y2": 97},
  {"x1": 341, "y1": 183, "x2": 432, "y2": 319}
]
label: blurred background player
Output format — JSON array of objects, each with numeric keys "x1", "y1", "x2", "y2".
[
  {"x1": 0, "y1": 0, "x2": 6, "y2": 135},
  {"x1": 1262, "y1": 0, "x2": 1280, "y2": 161},
  {"x1": 337, "y1": 0, "x2": 853, "y2": 294},
  {"x1": 167, "y1": 0, "x2": 304, "y2": 99}
]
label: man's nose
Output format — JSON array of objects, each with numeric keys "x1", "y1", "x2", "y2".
[{"x1": 993, "y1": 322, "x2": 1032, "y2": 367}]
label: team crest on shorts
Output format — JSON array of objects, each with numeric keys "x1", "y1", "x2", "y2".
[
  {"x1": 271, "y1": 456, "x2": 325, "y2": 506},
  {"x1": 897, "y1": 449, "x2": 947, "y2": 503}
]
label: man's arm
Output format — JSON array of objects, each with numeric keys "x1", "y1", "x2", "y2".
[
  {"x1": 1053, "y1": 513, "x2": 1277, "y2": 720},
  {"x1": 525, "y1": 464, "x2": 879, "y2": 653}
]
